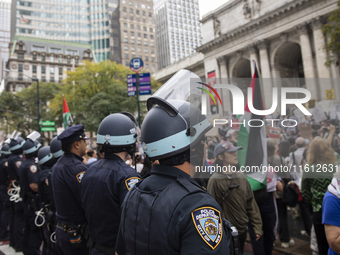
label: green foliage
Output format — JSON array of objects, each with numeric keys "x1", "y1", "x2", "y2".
[
  {"x1": 50, "y1": 60, "x2": 161, "y2": 133},
  {"x1": 0, "y1": 82, "x2": 62, "y2": 138},
  {"x1": 323, "y1": 1, "x2": 340, "y2": 66}
]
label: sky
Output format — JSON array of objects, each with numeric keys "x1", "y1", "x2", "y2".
[{"x1": 198, "y1": 0, "x2": 230, "y2": 19}]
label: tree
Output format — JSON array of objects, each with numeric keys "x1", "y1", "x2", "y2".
[
  {"x1": 0, "y1": 82, "x2": 62, "y2": 138},
  {"x1": 323, "y1": 1, "x2": 340, "y2": 66},
  {"x1": 50, "y1": 60, "x2": 160, "y2": 133}
]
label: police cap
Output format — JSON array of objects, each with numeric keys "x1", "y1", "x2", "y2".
[{"x1": 57, "y1": 124, "x2": 89, "y2": 144}]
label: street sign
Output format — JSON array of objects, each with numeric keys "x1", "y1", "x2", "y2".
[
  {"x1": 127, "y1": 73, "x2": 151, "y2": 96},
  {"x1": 41, "y1": 120, "x2": 55, "y2": 126},
  {"x1": 130, "y1": 58, "x2": 144, "y2": 73},
  {"x1": 41, "y1": 127, "x2": 56, "y2": 132}
]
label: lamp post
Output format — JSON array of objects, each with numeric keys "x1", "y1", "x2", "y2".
[{"x1": 3, "y1": 69, "x2": 40, "y2": 132}]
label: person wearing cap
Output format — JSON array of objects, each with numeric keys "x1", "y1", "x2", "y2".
[
  {"x1": 0, "y1": 141, "x2": 11, "y2": 241},
  {"x1": 19, "y1": 131, "x2": 42, "y2": 255},
  {"x1": 207, "y1": 141, "x2": 262, "y2": 255},
  {"x1": 51, "y1": 124, "x2": 89, "y2": 255}
]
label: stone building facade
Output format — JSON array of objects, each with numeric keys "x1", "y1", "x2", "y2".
[
  {"x1": 154, "y1": 0, "x2": 340, "y2": 115},
  {"x1": 5, "y1": 35, "x2": 94, "y2": 92}
]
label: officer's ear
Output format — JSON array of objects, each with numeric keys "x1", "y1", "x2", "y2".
[{"x1": 73, "y1": 140, "x2": 81, "y2": 150}]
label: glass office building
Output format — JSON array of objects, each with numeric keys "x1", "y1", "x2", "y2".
[{"x1": 11, "y1": 0, "x2": 118, "y2": 61}]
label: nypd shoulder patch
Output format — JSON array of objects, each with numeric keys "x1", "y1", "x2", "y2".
[
  {"x1": 4, "y1": 162, "x2": 8, "y2": 167},
  {"x1": 45, "y1": 178, "x2": 49, "y2": 186},
  {"x1": 76, "y1": 171, "x2": 85, "y2": 183},
  {"x1": 125, "y1": 177, "x2": 140, "y2": 190},
  {"x1": 191, "y1": 207, "x2": 223, "y2": 250},
  {"x1": 15, "y1": 161, "x2": 22, "y2": 169},
  {"x1": 29, "y1": 165, "x2": 37, "y2": 174}
]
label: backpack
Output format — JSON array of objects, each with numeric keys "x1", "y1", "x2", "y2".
[{"x1": 282, "y1": 182, "x2": 299, "y2": 207}]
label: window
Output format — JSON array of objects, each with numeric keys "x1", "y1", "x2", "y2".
[
  {"x1": 67, "y1": 49, "x2": 77, "y2": 56},
  {"x1": 137, "y1": 40, "x2": 141, "y2": 45},
  {"x1": 147, "y1": 5, "x2": 151, "y2": 9},
  {"x1": 145, "y1": 64, "x2": 149, "y2": 69},
  {"x1": 123, "y1": 7, "x2": 127, "y2": 12},
  {"x1": 129, "y1": 1, "x2": 132, "y2": 5},
  {"x1": 137, "y1": 25, "x2": 141, "y2": 30},
  {"x1": 50, "y1": 56, "x2": 54, "y2": 62},
  {"x1": 152, "y1": 64, "x2": 155, "y2": 70},
  {"x1": 50, "y1": 67, "x2": 55, "y2": 74},
  {"x1": 33, "y1": 55, "x2": 37, "y2": 60},
  {"x1": 59, "y1": 67, "x2": 63, "y2": 75},
  {"x1": 151, "y1": 57, "x2": 155, "y2": 62},
  {"x1": 138, "y1": 33, "x2": 141, "y2": 37},
  {"x1": 145, "y1": 56, "x2": 149, "y2": 61},
  {"x1": 141, "y1": 4, "x2": 145, "y2": 8},
  {"x1": 150, "y1": 42, "x2": 154, "y2": 47},
  {"x1": 130, "y1": 24, "x2": 134, "y2": 29},
  {"x1": 131, "y1": 46, "x2": 135, "y2": 51},
  {"x1": 144, "y1": 41, "x2": 148, "y2": 46},
  {"x1": 148, "y1": 12, "x2": 152, "y2": 17},
  {"x1": 18, "y1": 53, "x2": 24, "y2": 59},
  {"x1": 75, "y1": 59, "x2": 79, "y2": 64},
  {"x1": 124, "y1": 23, "x2": 127, "y2": 27},
  {"x1": 19, "y1": 45, "x2": 23, "y2": 50},
  {"x1": 67, "y1": 58, "x2": 71, "y2": 64},
  {"x1": 33, "y1": 65, "x2": 37, "y2": 73},
  {"x1": 125, "y1": 61, "x2": 129, "y2": 66},
  {"x1": 129, "y1": 8, "x2": 133, "y2": 13},
  {"x1": 136, "y1": 10, "x2": 139, "y2": 15},
  {"x1": 124, "y1": 53, "x2": 129, "y2": 59},
  {"x1": 58, "y1": 57, "x2": 63, "y2": 63},
  {"x1": 150, "y1": 28, "x2": 153, "y2": 32},
  {"x1": 142, "y1": 11, "x2": 146, "y2": 16},
  {"x1": 124, "y1": 45, "x2": 129, "y2": 51},
  {"x1": 32, "y1": 45, "x2": 45, "y2": 52},
  {"x1": 42, "y1": 76, "x2": 46, "y2": 82},
  {"x1": 150, "y1": 35, "x2": 154, "y2": 39},
  {"x1": 18, "y1": 74, "x2": 23, "y2": 81},
  {"x1": 144, "y1": 48, "x2": 149, "y2": 53},
  {"x1": 123, "y1": 38, "x2": 128, "y2": 43},
  {"x1": 151, "y1": 49, "x2": 155, "y2": 54},
  {"x1": 130, "y1": 16, "x2": 134, "y2": 20},
  {"x1": 135, "y1": 3, "x2": 139, "y2": 7},
  {"x1": 18, "y1": 64, "x2": 23, "y2": 72},
  {"x1": 143, "y1": 26, "x2": 147, "y2": 31},
  {"x1": 130, "y1": 31, "x2": 134, "y2": 36},
  {"x1": 131, "y1": 39, "x2": 135, "y2": 44},
  {"x1": 123, "y1": 30, "x2": 128, "y2": 36},
  {"x1": 41, "y1": 66, "x2": 46, "y2": 74},
  {"x1": 50, "y1": 48, "x2": 62, "y2": 54},
  {"x1": 144, "y1": 34, "x2": 147, "y2": 39},
  {"x1": 42, "y1": 55, "x2": 46, "y2": 61}
]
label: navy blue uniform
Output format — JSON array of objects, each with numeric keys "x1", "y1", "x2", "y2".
[
  {"x1": 81, "y1": 153, "x2": 141, "y2": 254},
  {"x1": 51, "y1": 152, "x2": 88, "y2": 255},
  {"x1": 7, "y1": 154, "x2": 25, "y2": 251},
  {"x1": 116, "y1": 165, "x2": 231, "y2": 255},
  {"x1": 19, "y1": 157, "x2": 42, "y2": 255},
  {"x1": 0, "y1": 156, "x2": 10, "y2": 239}
]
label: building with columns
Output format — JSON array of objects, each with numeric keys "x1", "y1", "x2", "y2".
[
  {"x1": 154, "y1": 0, "x2": 340, "y2": 115},
  {"x1": 4, "y1": 35, "x2": 94, "y2": 92}
]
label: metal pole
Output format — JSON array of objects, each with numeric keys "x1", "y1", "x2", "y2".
[
  {"x1": 34, "y1": 79, "x2": 40, "y2": 132},
  {"x1": 136, "y1": 73, "x2": 141, "y2": 128}
]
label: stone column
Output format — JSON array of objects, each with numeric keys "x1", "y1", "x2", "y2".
[
  {"x1": 249, "y1": 45, "x2": 258, "y2": 75},
  {"x1": 312, "y1": 17, "x2": 332, "y2": 103},
  {"x1": 257, "y1": 40, "x2": 273, "y2": 109},
  {"x1": 297, "y1": 23, "x2": 318, "y2": 100},
  {"x1": 217, "y1": 56, "x2": 232, "y2": 116}
]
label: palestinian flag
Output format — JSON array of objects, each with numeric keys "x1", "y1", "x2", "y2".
[
  {"x1": 63, "y1": 97, "x2": 73, "y2": 129},
  {"x1": 237, "y1": 62, "x2": 267, "y2": 191}
]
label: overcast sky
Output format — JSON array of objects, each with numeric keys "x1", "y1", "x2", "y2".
[{"x1": 198, "y1": 0, "x2": 230, "y2": 19}]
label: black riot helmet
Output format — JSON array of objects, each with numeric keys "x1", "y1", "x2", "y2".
[
  {"x1": 10, "y1": 135, "x2": 25, "y2": 155},
  {"x1": 23, "y1": 131, "x2": 41, "y2": 156},
  {"x1": 97, "y1": 112, "x2": 137, "y2": 155},
  {"x1": 0, "y1": 139, "x2": 11, "y2": 157},
  {"x1": 141, "y1": 69, "x2": 212, "y2": 166},
  {"x1": 50, "y1": 137, "x2": 64, "y2": 159},
  {"x1": 38, "y1": 146, "x2": 55, "y2": 166}
]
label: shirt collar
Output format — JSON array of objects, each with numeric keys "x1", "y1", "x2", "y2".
[
  {"x1": 104, "y1": 153, "x2": 124, "y2": 162},
  {"x1": 65, "y1": 152, "x2": 84, "y2": 162},
  {"x1": 151, "y1": 164, "x2": 191, "y2": 180}
]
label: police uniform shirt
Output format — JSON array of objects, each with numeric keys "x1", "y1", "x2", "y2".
[
  {"x1": 51, "y1": 152, "x2": 87, "y2": 225},
  {"x1": 81, "y1": 153, "x2": 141, "y2": 248},
  {"x1": 18, "y1": 158, "x2": 39, "y2": 195},
  {"x1": 38, "y1": 166, "x2": 52, "y2": 205},
  {"x1": 0, "y1": 157, "x2": 9, "y2": 185},
  {"x1": 7, "y1": 154, "x2": 23, "y2": 181},
  {"x1": 116, "y1": 165, "x2": 230, "y2": 255}
]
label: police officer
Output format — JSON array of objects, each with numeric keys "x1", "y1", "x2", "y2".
[
  {"x1": 8, "y1": 133, "x2": 25, "y2": 252},
  {"x1": 116, "y1": 70, "x2": 232, "y2": 254},
  {"x1": 50, "y1": 136, "x2": 64, "y2": 160},
  {"x1": 0, "y1": 140, "x2": 11, "y2": 240},
  {"x1": 19, "y1": 131, "x2": 42, "y2": 255},
  {"x1": 37, "y1": 146, "x2": 57, "y2": 255},
  {"x1": 51, "y1": 124, "x2": 89, "y2": 255},
  {"x1": 81, "y1": 113, "x2": 141, "y2": 255}
]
